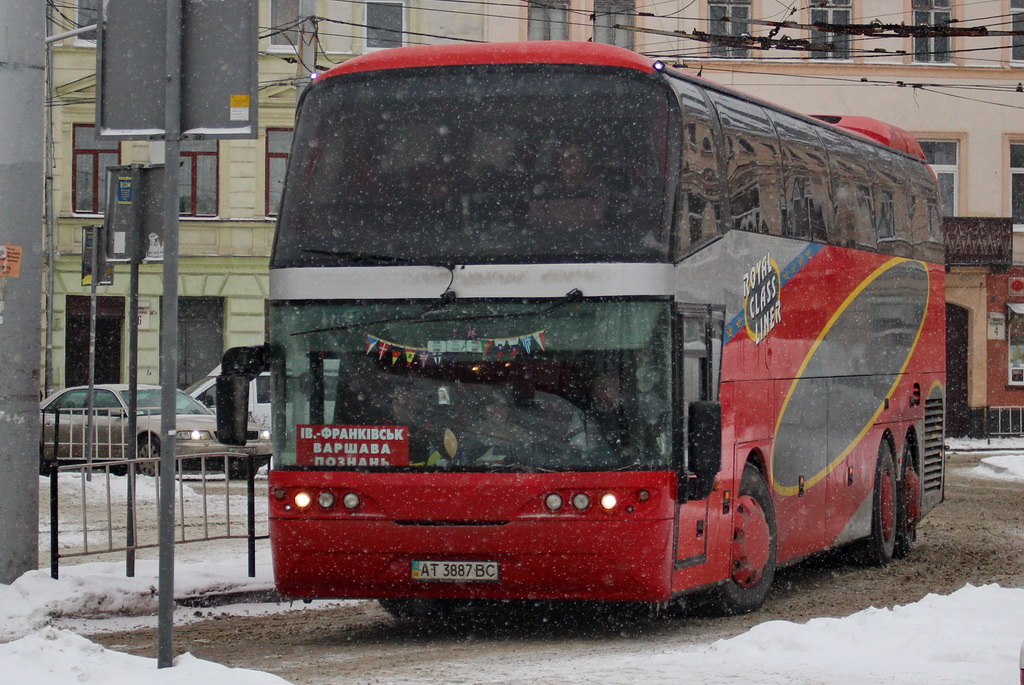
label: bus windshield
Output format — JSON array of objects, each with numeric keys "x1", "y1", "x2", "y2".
[
  {"x1": 272, "y1": 300, "x2": 673, "y2": 472},
  {"x1": 274, "y1": 65, "x2": 676, "y2": 266}
]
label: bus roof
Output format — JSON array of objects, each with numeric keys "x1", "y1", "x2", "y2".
[
  {"x1": 317, "y1": 42, "x2": 924, "y2": 161},
  {"x1": 318, "y1": 41, "x2": 658, "y2": 79},
  {"x1": 811, "y1": 115, "x2": 926, "y2": 160}
]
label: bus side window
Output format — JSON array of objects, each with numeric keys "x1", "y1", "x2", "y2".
[
  {"x1": 671, "y1": 79, "x2": 724, "y2": 258},
  {"x1": 767, "y1": 110, "x2": 831, "y2": 242},
  {"x1": 706, "y1": 91, "x2": 783, "y2": 237}
]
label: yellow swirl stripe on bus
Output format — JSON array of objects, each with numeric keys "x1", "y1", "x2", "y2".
[{"x1": 770, "y1": 258, "x2": 930, "y2": 497}]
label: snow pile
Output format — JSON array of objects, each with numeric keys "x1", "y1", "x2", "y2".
[
  {"x1": 703, "y1": 584, "x2": 1024, "y2": 684},
  {"x1": 0, "y1": 548, "x2": 276, "y2": 644},
  {"x1": 0, "y1": 628, "x2": 288, "y2": 685},
  {"x1": 971, "y1": 454, "x2": 1024, "y2": 481}
]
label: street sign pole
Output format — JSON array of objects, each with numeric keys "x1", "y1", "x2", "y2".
[
  {"x1": 95, "y1": 0, "x2": 257, "y2": 668},
  {"x1": 157, "y1": 0, "x2": 182, "y2": 669}
]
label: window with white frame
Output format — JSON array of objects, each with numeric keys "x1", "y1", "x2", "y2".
[
  {"x1": 809, "y1": 0, "x2": 851, "y2": 59},
  {"x1": 594, "y1": 0, "x2": 634, "y2": 48},
  {"x1": 77, "y1": 0, "x2": 98, "y2": 42},
  {"x1": 266, "y1": 128, "x2": 293, "y2": 217},
  {"x1": 1008, "y1": 304, "x2": 1024, "y2": 384},
  {"x1": 270, "y1": 0, "x2": 300, "y2": 48},
  {"x1": 528, "y1": 1, "x2": 569, "y2": 41},
  {"x1": 913, "y1": 0, "x2": 951, "y2": 63},
  {"x1": 1013, "y1": 0, "x2": 1024, "y2": 61},
  {"x1": 366, "y1": 1, "x2": 403, "y2": 49},
  {"x1": 179, "y1": 139, "x2": 218, "y2": 217},
  {"x1": 708, "y1": 1, "x2": 750, "y2": 59},
  {"x1": 919, "y1": 140, "x2": 958, "y2": 216},
  {"x1": 1012, "y1": 144, "x2": 1024, "y2": 232},
  {"x1": 73, "y1": 124, "x2": 119, "y2": 214}
]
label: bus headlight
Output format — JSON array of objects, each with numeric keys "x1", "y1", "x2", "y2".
[
  {"x1": 294, "y1": 491, "x2": 312, "y2": 509},
  {"x1": 571, "y1": 493, "x2": 590, "y2": 511},
  {"x1": 318, "y1": 491, "x2": 336, "y2": 509},
  {"x1": 259, "y1": 429, "x2": 271, "y2": 440},
  {"x1": 600, "y1": 492, "x2": 618, "y2": 511},
  {"x1": 544, "y1": 493, "x2": 563, "y2": 512},
  {"x1": 342, "y1": 492, "x2": 361, "y2": 510}
]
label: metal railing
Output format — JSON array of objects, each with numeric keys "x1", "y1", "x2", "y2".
[
  {"x1": 45, "y1": 453, "x2": 267, "y2": 579},
  {"x1": 987, "y1": 406, "x2": 1024, "y2": 437}
]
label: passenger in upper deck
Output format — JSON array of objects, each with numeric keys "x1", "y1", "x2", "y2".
[{"x1": 528, "y1": 142, "x2": 607, "y2": 235}]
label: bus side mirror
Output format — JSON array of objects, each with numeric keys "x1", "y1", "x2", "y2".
[
  {"x1": 687, "y1": 401, "x2": 722, "y2": 500},
  {"x1": 216, "y1": 375, "x2": 250, "y2": 446},
  {"x1": 216, "y1": 344, "x2": 270, "y2": 446}
]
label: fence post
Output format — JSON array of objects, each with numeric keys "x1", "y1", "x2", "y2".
[
  {"x1": 126, "y1": 461, "x2": 136, "y2": 577},
  {"x1": 247, "y1": 454, "x2": 256, "y2": 578},
  {"x1": 49, "y1": 458, "x2": 59, "y2": 580}
]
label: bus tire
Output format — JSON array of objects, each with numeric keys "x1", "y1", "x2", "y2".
[
  {"x1": 894, "y1": 442, "x2": 919, "y2": 559},
  {"x1": 705, "y1": 464, "x2": 777, "y2": 616},
  {"x1": 861, "y1": 440, "x2": 897, "y2": 566}
]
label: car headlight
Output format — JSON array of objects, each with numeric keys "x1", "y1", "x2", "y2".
[
  {"x1": 176, "y1": 429, "x2": 213, "y2": 441},
  {"x1": 259, "y1": 429, "x2": 271, "y2": 440}
]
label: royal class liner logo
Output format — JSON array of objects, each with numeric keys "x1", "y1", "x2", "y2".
[{"x1": 743, "y1": 253, "x2": 782, "y2": 345}]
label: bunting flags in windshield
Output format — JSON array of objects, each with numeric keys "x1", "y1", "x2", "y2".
[{"x1": 364, "y1": 329, "x2": 547, "y2": 365}]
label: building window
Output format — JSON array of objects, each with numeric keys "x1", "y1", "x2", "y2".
[
  {"x1": 809, "y1": 0, "x2": 851, "y2": 59},
  {"x1": 73, "y1": 124, "x2": 119, "y2": 215},
  {"x1": 270, "y1": 0, "x2": 300, "y2": 48},
  {"x1": 528, "y1": 1, "x2": 569, "y2": 41},
  {"x1": 1012, "y1": 144, "x2": 1024, "y2": 232},
  {"x1": 266, "y1": 128, "x2": 293, "y2": 217},
  {"x1": 179, "y1": 139, "x2": 218, "y2": 217},
  {"x1": 913, "y1": 0, "x2": 951, "y2": 63},
  {"x1": 920, "y1": 140, "x2": 958, "y2": 216},
  {"x1": 1008, "y1": 305, "x2": 1024, "y2": 385},
  {"x1": 77, "y1": 0, "x2": 98, "y2": 42},
  {"x1": 709, "y1": 1, "x2": 750, "y2": 59},
  {"x1": 1013, "y1": 0, "x2": 1024, "y2": 61},
  {"x1": 366, "y1": 1, "x2": 403, "y2": 49},
  {"x1": 594, "y1": 0, "x2": 634, "y2": 49}
]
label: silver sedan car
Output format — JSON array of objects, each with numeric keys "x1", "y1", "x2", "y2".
[{"x1": 40, "y1": 384, "x2": 272, "y2": 476}]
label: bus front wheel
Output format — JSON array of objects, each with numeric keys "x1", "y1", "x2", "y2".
[{"x1": 704, "y1": 464, "x2": 778, "y2": 616}]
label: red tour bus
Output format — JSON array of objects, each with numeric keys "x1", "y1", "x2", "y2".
[{"x1": 217, "y1": 42, "x2": 945, "y2": 616}]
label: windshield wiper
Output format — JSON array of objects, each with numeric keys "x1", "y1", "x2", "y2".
[{"x1": 301, "y1": 249, "x2": 420, "y2": 266}]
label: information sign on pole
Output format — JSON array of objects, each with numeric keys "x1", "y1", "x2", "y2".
[
  {"x1": 81, "y1": 225, "x2": 113, "y2": 286},
  {"x1": 105, "y1": 165, "x2": 166, "y2": 263},
  {"x1": 96, "y1": 0, "x2": 258, "y2": 140}
]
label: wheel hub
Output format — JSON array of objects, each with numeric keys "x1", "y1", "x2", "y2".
[{"x1": 730, "y1": 495, "x2": 771, "y2": 588}]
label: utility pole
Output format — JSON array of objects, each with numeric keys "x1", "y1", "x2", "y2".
[{"x1": 0, "y1": 0, "x2": 43, "y2": 583}]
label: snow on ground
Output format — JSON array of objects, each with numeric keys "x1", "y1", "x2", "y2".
[
  {"x1": 1, "y1": 444, "x2": 1020, "y2": 684},
  {"x1": 948, "y1": 438, "x2": 1024, "y2": 481}
]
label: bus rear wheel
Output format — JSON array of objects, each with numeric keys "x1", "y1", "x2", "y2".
[
  {"x1": 704, "y1": 464, "x2": 777, "y2": 616},
  {"x1": 894, "y1": 442, "x2": 920, "y2": 559},
  {"x1": 860, "y1": 440, "x2": 897, "y2": 566}
]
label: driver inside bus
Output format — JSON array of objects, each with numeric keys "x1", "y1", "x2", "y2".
[
  {"x1": 567, "y1": 372, "x2": 629, "y2": 458},
  {"x1": 390, "y1": 384, "x2": 445, "y2": 467}
]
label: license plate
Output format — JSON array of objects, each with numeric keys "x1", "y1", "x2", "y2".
[{"x1": 411, "y1": 560, "x2": 499, "y2": 583}]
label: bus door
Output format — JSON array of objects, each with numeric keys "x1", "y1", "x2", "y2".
[{"x1": 674, "y1": 304, "x2": 723, "y2": 571}]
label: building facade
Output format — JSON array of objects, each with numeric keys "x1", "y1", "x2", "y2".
[{"x1": 47, "y1": 1, "x2": 1024, "y2": 434}]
